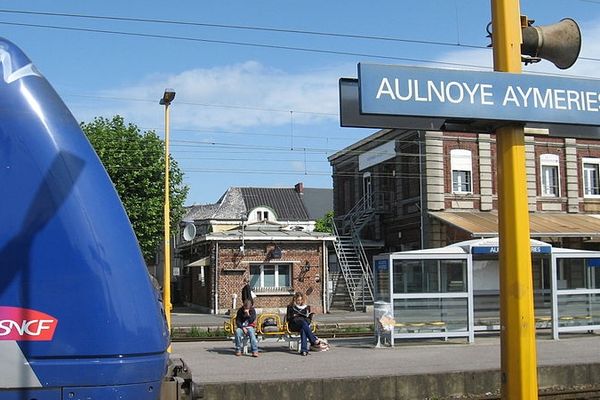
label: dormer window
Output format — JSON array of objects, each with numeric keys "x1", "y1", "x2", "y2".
[{"x1": 249, "y1": 207, "x2": 277, "y2": 223}]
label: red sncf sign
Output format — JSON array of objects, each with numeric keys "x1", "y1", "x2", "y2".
[{"x1": 0, "y1": 306, "x2": 58, "y2": 341}]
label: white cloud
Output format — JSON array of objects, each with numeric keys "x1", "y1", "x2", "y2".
[
  {"x1": 70, "y1": 61, "x2": 354, "y2": 131},
  {"x1": 290, "y1": 160, "x2": 305, "y2": 172}
]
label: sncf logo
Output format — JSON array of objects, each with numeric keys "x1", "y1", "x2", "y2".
[{"x1": 0, "y1": 307, "x2": 58, "y2": 341}]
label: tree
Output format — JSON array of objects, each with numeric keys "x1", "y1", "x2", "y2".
[
  {"x1": 81, "y1": 115, "x2": 189, "y2": 262},
  {"x1": 314, "y1": 211, "x2": 334, "y2": 233}
]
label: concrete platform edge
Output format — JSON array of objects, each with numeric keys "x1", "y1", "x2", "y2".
[{"x1": 200, "y1": 362, "x2": 600, "y2": 400}]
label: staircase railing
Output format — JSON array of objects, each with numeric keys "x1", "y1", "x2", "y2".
[
  {"x1": 332, "y1": 222, "x2": 358, "y2": 309},
  {"x1": 338, "y1": 191, "x2": 390, "y2": 235},
  {"x1": 331, "y1": 191, "x2": 392, "y2": 310},
  {"x1": 351, "y1": 229, "x2": 374, "y2": 306}
]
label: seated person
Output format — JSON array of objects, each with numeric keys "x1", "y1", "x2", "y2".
[
  {"x1": 234, "y1": 299, "x2": 259, "y2": 357},
  {"x1": 286, "y1": 292, "x2": 329, "y2": 356}
]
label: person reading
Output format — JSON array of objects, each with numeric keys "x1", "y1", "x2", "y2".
[{"x1": 286, "y1": 292, "x2": 329, "y2": 356}]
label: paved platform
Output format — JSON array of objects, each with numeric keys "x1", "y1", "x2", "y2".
[{"x1": 172, "y1": 333, "x2": 600, "y2": 399}]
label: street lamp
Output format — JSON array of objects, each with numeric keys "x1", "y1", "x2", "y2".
[{"x1": 160, "y1": 88, "x2": 175, "y2": 334}]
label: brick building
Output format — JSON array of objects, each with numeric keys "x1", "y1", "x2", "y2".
[
  {"x1": 329, "y1": 128, "x2": 600, "y2": 254},
  {"x1": 175, "y1": 184, "x2": 334, "y2": 314}
]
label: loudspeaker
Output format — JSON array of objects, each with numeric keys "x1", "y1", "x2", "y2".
[{"x1": 521, "y1": 18, "x2": 581, "y2": 69}]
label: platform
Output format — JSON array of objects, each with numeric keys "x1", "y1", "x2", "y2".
[{"x1": 172, "y1": 332, "x2": 600, "y2": 399}]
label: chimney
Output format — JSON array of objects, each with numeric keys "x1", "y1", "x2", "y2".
[{"x1": 294, "y1": 182, "x2": 304, "y2": 195}]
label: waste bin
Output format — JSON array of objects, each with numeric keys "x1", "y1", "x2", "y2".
[{"x1": 374, "y1": 301, "x2": 393, "y2": 347}]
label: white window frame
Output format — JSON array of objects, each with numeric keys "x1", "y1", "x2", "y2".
[
  {"x1": 540, "y1": 154, "x2": 560, "y2": 197},
  {"x1": 582, "y1": 157, "x2": 600, "y2": 198},
  {"x1": 250, "y1": 263, "x2": 292, "y2": 290},
  {"x1": 248, "y1": 206, "x2": 277, "y2": 223},
  {"x1": 363, "y1": 172, "x2": 372, "y2": 208},
  {"x1": 450, "y1": 149, "x2": 473, "y2": 194}
]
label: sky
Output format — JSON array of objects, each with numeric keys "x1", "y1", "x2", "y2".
[{"x1": 2, "y1": 0, "x2": 600, "y2": 206}]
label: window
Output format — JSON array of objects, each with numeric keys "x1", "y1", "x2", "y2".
[
  {"x1": 249, "y1": 207, "x2": 276, "y2": 223},
  {"x1": 540, "y1": 154, "x2": 560, "y2": 197},
  {"x1": 250, "y1": 264, "x2": 291, "y2": 290},
  {"x1": 256, "y1": 210, "x2": 269, "y2": 221},
  {"x1": 583, "y1": 158, "x2": 600, "y2": 197},
  {"x1": 363, "y1": 172, "x2": 372, "y2": 208},
  {"x1": 450, "y1": 149, "x2": 472, "y2": 194}
]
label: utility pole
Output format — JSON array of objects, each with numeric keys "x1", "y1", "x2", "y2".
[{"x1": 491, "y1": 1, "x2": 539, "y2": 398}]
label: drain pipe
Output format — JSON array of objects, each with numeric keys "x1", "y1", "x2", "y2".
[{"x1": 214, "y1": 242, "x2": 219, "y2": 314}]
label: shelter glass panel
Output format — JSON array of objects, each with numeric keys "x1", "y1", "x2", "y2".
[
  {"x1": 557, "y1": 293, "x2": 600, "y2": 327},
  {"x1": 557, "y1": 258, "x2": 599, "y2": 290},
  {"x1": 392, "y1": 259, "x2": 467, "y2": 293},
  {"x1": 374, "y1": 260, "x2": 390, "y2": 301},
  {"x1": 393, "y1": 298, "x2": 468, "y2": 332}
]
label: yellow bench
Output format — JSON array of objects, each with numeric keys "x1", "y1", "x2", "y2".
[
  {"x1": 225, "y1": 313, "x2": 317, "y2": 353},
  {"x1": 284, "y1": 316, "x2": 317, "y2": 352}
]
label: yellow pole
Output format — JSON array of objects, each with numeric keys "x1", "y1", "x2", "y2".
[
  {"x1": 491, "y1": 1, "x2": 538, "y2": 398},
  {"x1": 163, "y1": 101, "x2": 172, "y2": 341}
]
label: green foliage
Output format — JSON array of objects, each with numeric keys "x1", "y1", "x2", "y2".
[
  {"x1": 81, "y1": 115, "x2": 189, "y2": 262},
  {"x1": 175, "y1": 327, "x2": 226, "y2": 339},
  {"x1": 314, "y1": 210, "x2": 334, "y2": 233},
  {"x1": 189, "y1": 326, "x2": 202, "y2": 337}
]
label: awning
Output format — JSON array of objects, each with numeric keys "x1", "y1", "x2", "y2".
[
  {"x1": 186, "y1": 256, "x2": 210, "y2": 267},
  {"x1": 429, "y1": 211, "x2": 600, "y2": 238}
]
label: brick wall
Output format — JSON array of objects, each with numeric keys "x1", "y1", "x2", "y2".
[{"x1": 216, "y1": 241, "x2": 324, "y2": 314}]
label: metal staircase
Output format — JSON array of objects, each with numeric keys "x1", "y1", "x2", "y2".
[{"x1": 331, "y1": 192, "x2": 386, "y2": 310}]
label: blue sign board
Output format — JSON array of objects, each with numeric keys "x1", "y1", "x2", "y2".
[
  {"x1": 471, "y1": 245, "x2": 551, "y2": 255},
  {"x1": 586, "y1": 258, "x2": 600, "y2": 267},
  {"x1": 375, "y1": 259, "x2": 389, "y2": 271},
  {"x1": 358, "y1": 63, "x2": 600, "y2": 126}
]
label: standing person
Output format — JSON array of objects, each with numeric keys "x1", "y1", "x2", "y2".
[
  {"x1": 241, "y1": 277, "x2": 254, "y2": 305},
  {"x1": 234, "y1": 299, "x2": 259, "y2": 357},
  {"x1": 286, "y1": 292, "x2": 329, "y2": 356}
]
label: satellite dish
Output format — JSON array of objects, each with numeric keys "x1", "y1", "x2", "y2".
[{"x1": 183, "y1": 223, "x2": 197, "y2": 241}]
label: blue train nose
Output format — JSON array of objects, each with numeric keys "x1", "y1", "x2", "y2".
[{"x1": 0, "y1": 38, "x2": 169, "y2": 399}]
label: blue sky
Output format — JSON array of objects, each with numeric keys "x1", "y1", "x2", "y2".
[{"x1": 2, "y1": 0, "x2": 600, "y2": 205}]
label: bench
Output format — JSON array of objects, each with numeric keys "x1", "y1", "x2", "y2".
[{"x1": 224, "y1": 313, "x2": 317, "y2": 354}]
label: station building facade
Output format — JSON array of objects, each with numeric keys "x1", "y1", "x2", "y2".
[
  {"x1": 329, "y1": 128, "x2": 600, "y2": 334},
  {"x1": 329, "y1": 128, "x2": 600, "y2": 253},
  {"x1": 174, "y1": 184, "x2": 334, "y2": 314}
]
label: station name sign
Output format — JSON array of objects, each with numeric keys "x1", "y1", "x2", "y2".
[
  {"x1": 358, "y1": 64, "x2": 600, "y2": 126},
  {"x1": 471, "y1": 245, "x2": 551, "y2": 255}
]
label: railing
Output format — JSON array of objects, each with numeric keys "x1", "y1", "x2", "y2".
[
  {"x1": 352, "y1": 229, "x2": 374, "y2": 305},
  {"x1": 336, "y1": 191, "x2": 391, "y2": 235},
  {"x1": 332, "y1": 221, "x2": 358, "y2": 309}
]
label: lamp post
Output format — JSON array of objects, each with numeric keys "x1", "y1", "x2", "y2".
[{"x1": 160, "y1": 88, "x2": 175, "y2": 335}]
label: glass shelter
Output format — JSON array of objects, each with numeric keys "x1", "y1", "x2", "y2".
[{"x1": 373, "y1": 238, "x2": 600, "y2": 346}]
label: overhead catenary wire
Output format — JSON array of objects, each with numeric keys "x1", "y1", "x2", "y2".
[
  {"x1": 8, "y1": 7, "x2": 600, "y2": 199},
  {"x1": 2, "y1": 11, "x2": 600, "y2": 71},
  {"x1": 4, "y1": 8, "x2": 600, "y2": 63},
  {"x1": 0, "y1": 8, "x2": 487, "y2": 50},
  {"x1": 0, "y1": 20, "x2": 491, "y2": 70}
]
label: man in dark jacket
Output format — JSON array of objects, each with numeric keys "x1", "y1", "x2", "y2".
[
  {"x1": 241, "y1": 277, "x2": 254, "y2": 305},
  {"x1": 234, "y1": 299, "x2": 259, "y2": 357}
]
